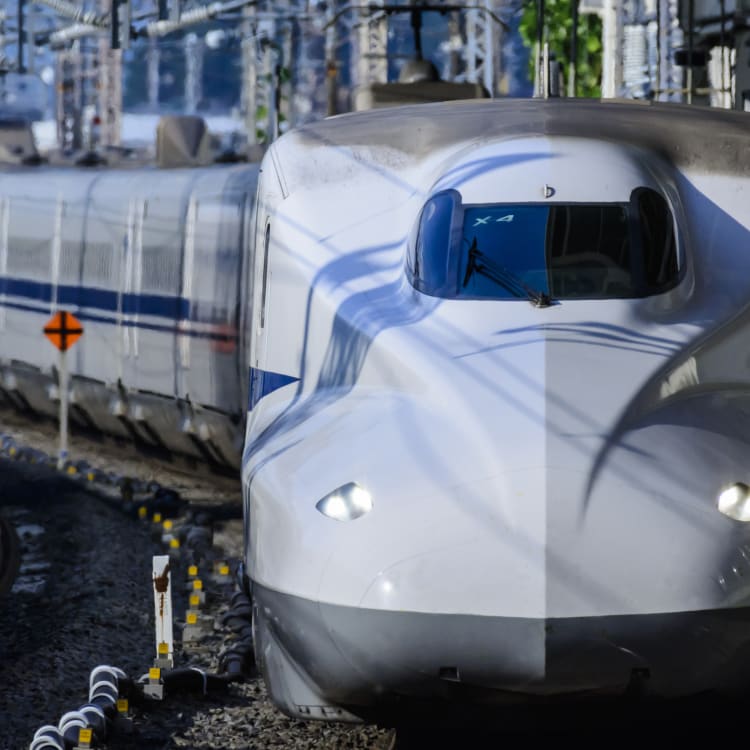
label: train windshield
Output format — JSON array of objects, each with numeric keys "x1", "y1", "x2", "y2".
[{"x1": 407, "y1": 188, "x2": 679, "y2": 300}]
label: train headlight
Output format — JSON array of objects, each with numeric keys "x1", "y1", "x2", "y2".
[
  {"x1": 717, "y1": 483, "x2": 750, "y2": 522},
  {"x1": 316, "y1": 483, "x2": 373, "y2": 522}
]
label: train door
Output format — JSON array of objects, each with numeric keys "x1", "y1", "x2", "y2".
[
  {"x1": 4, "y1": 184, "x2": 57, "y2": 374},
  {"x1": 121, "y1": 197, "x2": 145, "y2": 390},
  {"x1": 248, "y1": 168, "x2": 274, "y2": 402},
  {"x1": 177, "y1": 194, "x2": 198, "y2": 401},
  {"x1": 78, "y1": 173, "x2": 129, "y2": 390},
  {"x1": 133, "y1": 193, "x2": 184, "y2": 397}
]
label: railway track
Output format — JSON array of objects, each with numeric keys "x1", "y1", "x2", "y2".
[
  {"x1": 4, "y1": 410, "x2": 747, "y2": 748},
  {"x1": 0, "y1": 415, "x2": 390, "y2": 749}
]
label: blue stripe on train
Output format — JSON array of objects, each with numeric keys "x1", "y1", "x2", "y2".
[
  {"x1": 248, "y1": 367, "x2": 299, "y2": 411},
  {"x1": 0, "y1": 276, "x2": 235, "y2": 342},
  {"x1": 0, "y1": 276, "x2": 191, "y2": 319}
]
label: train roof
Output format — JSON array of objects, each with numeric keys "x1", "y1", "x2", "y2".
[{"x1": 269, "y1": 98, "x2": 750, "y2": 198}]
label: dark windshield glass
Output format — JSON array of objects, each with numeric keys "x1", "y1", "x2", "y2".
[
  {"x1": 460, "y1": 206, "x2": 550, "y2": 298},
  {"x1": 407, "y1": 188, "x2": 679, "y2": 301},
  {"x1": 546, "y1": 204, "x2": 633, "y2": 298}
]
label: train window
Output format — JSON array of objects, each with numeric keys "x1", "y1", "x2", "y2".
[
  {"x1": 408, "y1": 187, "x2": 680, "y2": 301},
  {"x1": 140, "y1": 199, "x2": 182, "y2": 298},
  {"x1": 6, "y1": 196, "x2": 53, "y2": 283},
  {"x1": 636, "y1": 188, "x2": 678, "y2": 292},
  {"x1": 59, "y1": 202, "x2": 85, "y2": 287},
  {"x1": 460, "y1": 204, "x2": 551, "y2": 299},
  {"x1": 546, "y1": 204, "x2": 633, "y2": 298},
  {"x1": 407, "y1": 190, "x2": 461, "y2": 296}
]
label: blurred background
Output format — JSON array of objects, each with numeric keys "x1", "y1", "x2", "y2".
[{"x1": 0, "y1": 0, "x2": 746, "y2": 157}]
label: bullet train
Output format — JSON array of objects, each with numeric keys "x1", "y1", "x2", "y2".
[
  {"x1": 243, "y1": 99, "x2": 750, "y2": 724},
  {"x1": 0, "y1": 158, "x2": 260, "y2": 470},
  {"x1": 3, "y1": 98, "x2": 750, "y2": 726}
]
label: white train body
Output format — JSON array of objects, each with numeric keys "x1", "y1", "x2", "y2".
[
  {"x1": 2, "y1": 99, "x2": 750, "y2": 725},
  {"x1": 244, "y1": 100, "x2": 750, "y2": 723},
  {"x1": 0, "y1": 163, "x2": 260, "y2": 469}
]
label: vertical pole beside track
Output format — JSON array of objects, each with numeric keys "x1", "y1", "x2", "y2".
[
  {"x1": 58, "y1": 348, "x2": 69, "y2": 470},
  {"x1": 43, "y1": 311, "x2": 84, "y2": 470}
]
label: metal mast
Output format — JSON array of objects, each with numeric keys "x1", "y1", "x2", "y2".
[
  {"x1": 353, "y1": 0, "x2": 388, "y2": 92},
  {"x1": 462, "y1": 0, "x2": 501, "y2": 95},
  {"x1": 97, "y1": 0, "x2": 123, "y2": 147}
]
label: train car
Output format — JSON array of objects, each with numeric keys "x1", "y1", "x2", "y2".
[
  {"x1": 242, "y1": 98, "x2": 750, "y2": 724},
  {"x1": 0, "y1": 159, "x2": 260, "y2": 470}
]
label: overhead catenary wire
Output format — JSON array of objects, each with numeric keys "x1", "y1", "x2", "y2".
[
  {"x1": 142, "y1": 0, "x2": 257, "y2": 37},
  {"x1": 34, "y1": 0, "x2": 108, "y2": 28},
  {"x1": 47, "y1": 22, "x2": 105, "y2": 47},
  {"x1": 37, "y1": 0, "x2": 261, "y2": 47}
]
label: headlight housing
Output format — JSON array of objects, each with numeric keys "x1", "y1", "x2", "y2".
[
  {"x1": 316, "y1": 482, "x2": 373, "y2": 522},
  {"x1": 717, "y1": 483, "x2": 750, "y2": 522}
]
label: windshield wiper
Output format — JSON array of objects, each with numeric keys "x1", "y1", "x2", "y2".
[{"x1": 462, "y1": 238, "x2": 553, "y2": 308}]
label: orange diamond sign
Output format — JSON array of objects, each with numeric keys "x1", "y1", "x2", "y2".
[{"x1": 44, "y1": 311, "x2": 84, "y2": 352}]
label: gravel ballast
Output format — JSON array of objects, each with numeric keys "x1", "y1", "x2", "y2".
[{"x1": 0, "y1": 409, "x2": 391, "y2": 750}]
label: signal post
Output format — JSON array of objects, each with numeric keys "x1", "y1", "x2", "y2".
[{"x1": 43, "y1": 311, "x2": 84, "y2": 469}]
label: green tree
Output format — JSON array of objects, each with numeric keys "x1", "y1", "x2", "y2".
[{"x1": 519, "y1": 0, "x2": 602, "y2": 98}]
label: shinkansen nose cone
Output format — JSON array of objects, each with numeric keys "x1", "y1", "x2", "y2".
[
  {"x1": 249, "y1": 298, "x2": 750, "y2": 712},
  {"x1": 318, "y1": 298, "x2": 715, "y2": 622}
]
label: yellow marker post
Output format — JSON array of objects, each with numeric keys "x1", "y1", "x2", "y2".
[
  {"x1": 188, "y1": 565, "x2": 198, "y2": 578},
  {"x1": 163, "y1": 519, "x2": 173, "y2": 531},
  {"x1": 117, "y1": 698, "x2": 129, "y2": 715},
  {"x1": 145, "y1": 665, "x2": 164, "y2": 700},
  {"x1": 169, "y1": 538, "x2": 180, "y2": 550},
  {"x1": 153, "y1": 512, "x2": 162, "y2": 524},
  {"x1": 219, "y1": 564, "x2": 230, "y2": 576},
  {"x1": 186, "y1": 611, "x2": 198, "y2": 625},
  {"x1": 138, "y1": 506, "x2": 147, "y2": 519},
  {"x1": 193, "y1": 579, "x2": 203, "y2": 591},
  {"x1": 189, "y1": 593, "x2": 200, "y2": 608},
  {"x1": 158, "y1": 641, "x2": 169, "y2": 656},
  {"x1": 78, "y1": 727, "x2": 92, "y2": 747}
]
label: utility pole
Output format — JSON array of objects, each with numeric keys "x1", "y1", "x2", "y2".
[
  {"x1": 185, "y1": 32, "x2": 203, "y2": 113},
  {"x1": 463, "y1": 0, "x2": 500, "y2": 95},
  {"x1": 325, "y1": 0, "x2": 338, "y2": 115},
  {"x1": 601, "y1": 0, "x2": 624, "y2": 97},
  {"x1": 97, "y1": 0, "x2": 123, "y2": 148},
  {"x1": 533, "y1": 0, "x2": 544, "y2": 96},
  {"x1": 56, "y1": 41, "x2": 83, "y2": 151},
  {"x1": 148, "y1": 35, "x2": 159, "y2": 111},
  {"x1": 17, "y1": 0, "x2": 25, "y2": 73},
  {"x1": 568, "y1": 0, "x2": 578, "y2": 96},
  {"x1": 354, "y1": 1, "x2": 387, "y2": 94},
  {"x1": 735, "y1": 27, "x2": 750, "y2": 110},
  {"x1": 240, "y1": 3, "x2": 258, "y2": 148}
]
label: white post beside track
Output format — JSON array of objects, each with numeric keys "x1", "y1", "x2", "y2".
[
  {"x1": 152, "y1": 555, "x2": 174, "y2": 669},
  {"x1": 43, "y1": 310, "x2": 83, "y2": 469},
  {"x1": 57, "y1": 348, "x2": 69, "y2": 470}
]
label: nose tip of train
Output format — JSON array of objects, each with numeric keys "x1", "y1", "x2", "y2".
[{"x1": 315, "y1": 462, "x2": 750, "y2": 697}]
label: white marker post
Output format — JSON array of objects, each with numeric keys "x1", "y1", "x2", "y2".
[
  {"x1": 43, "y1": 311, "x2": 84, "y2": 470},
  {"x1": 58, "y1": 349, "x2": 68, "y2": 469},
  {"x1": 152, "y1": 555, "x2": 174, "y2": 669}
]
